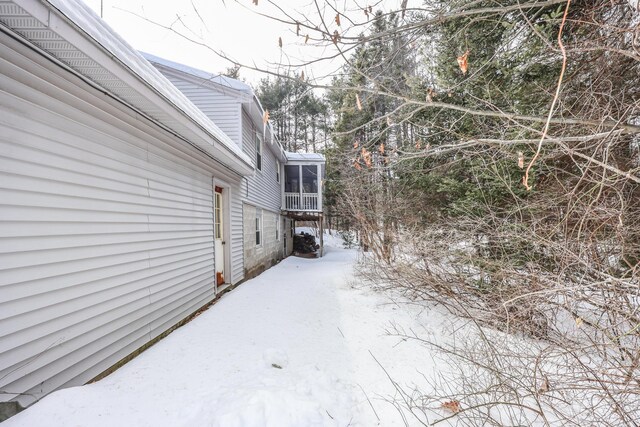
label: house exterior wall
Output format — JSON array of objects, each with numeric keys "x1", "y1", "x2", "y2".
[
  {"x1": 160, "y1": 70, "x2": 243, "y2": 148},
  {"x1": 229, "y1": 183, "x2": 245, "y2": 284},
  {"x1": 142, "y1": 67, "x2": 247, "y2": 284},
  {"x1": 0, "y1": 34, "x2": 241, "y2": 407},
  {"x1": 240, "y1": 110, "x2": 287, "y2": 277},
  {"x1": 242, "y1": 205, "x2": 286, "y2": 278},
  {"x1": 145, "y1": 66, "x2": 289, "y2": 282},
  {"x1": 241, "y1": 110, "x2": 282, "y2": 213}
]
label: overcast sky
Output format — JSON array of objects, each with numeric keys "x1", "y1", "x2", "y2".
[{"x1": 82, "y1": 0, "x2": 398, "y2": 87}]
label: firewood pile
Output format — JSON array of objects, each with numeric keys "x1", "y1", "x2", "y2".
[{"x1": 294, "y1": 232, "x2": 320, "y2": 257}]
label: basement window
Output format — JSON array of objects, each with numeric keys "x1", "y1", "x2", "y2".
[{"x1": 256, "y1": 208, "x2": 262, "y2": 246}]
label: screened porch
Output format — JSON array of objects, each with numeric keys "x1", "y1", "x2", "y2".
[{"x1": 282, "y1": 161, "x2": 324, "y2": 212}]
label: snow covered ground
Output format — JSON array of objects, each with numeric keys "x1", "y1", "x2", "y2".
[{"x1": 4, "y1": 230, "x2": 453, "y2": 427}]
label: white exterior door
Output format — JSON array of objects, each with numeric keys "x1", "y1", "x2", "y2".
[{"x1": 214, "y1": 188, "x2": 225, "y2": 286}]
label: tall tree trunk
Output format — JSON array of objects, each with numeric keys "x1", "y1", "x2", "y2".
[{"x1": 312, "y1": 119, "x2": 317, "y2": 153}]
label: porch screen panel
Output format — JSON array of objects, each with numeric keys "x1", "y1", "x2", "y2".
[
  {"x1": 302, "y1": 165, "x2": 318, "y2": 193},
  {"x1": 284, "y1": 165, "x2": 299, "y2": 193}
]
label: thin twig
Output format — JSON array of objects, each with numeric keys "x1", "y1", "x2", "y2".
[{"x1": 523, "y1": 0, "x2": 572, "y2": 190}]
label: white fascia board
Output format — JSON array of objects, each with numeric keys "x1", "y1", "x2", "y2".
[{"x1": 13, "y1": 0, "x2": 253, "y2": 176}]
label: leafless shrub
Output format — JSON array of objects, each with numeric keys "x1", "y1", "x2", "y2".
[
  {"x1": 157, "y1": 0, "x2": 640, "y2": 423},
  {"x1": 353, "y1": 173, "x2": 640, "y2": 424}
]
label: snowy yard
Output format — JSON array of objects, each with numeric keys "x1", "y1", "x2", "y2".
[{"x1": 5, "y1": 233, "x2": 453, "y2": 427}]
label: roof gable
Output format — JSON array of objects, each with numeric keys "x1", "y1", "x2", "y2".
[
  {"x1": 142, "y1": 52, "x2": 253, "y2": 102},
  {"x1": 1, "y1": 0, "x2": 253, "y2": 175},
  {"x1": 143, "y1": 53, "x2": 288, "y2": 162}
]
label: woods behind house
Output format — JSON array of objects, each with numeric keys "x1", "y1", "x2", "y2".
[{"x1": 261, "y1": 1, "x2": 640, "y2": 424}]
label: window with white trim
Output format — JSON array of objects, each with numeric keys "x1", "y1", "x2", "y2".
[
  {"x1": 276, "y1": 159, "x2": 280, "y2": 182},
  {"x1": 255, "y1": 134, "x2": 262, "y2": 171},
  {"x1": 255, "y1": 208, "x2": 262, "y2": 246},
  {"x1": 214, "y1": 192, "x2": 222, "y2": 239}
]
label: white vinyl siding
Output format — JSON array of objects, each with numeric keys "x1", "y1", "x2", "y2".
[
  {"x1": 0, "y1": 36, "x2": 233, "y2": 407},
  {"x1": 147, "y1": 66, "x2": 282, "y2": 213},
  {"x1": 143, "y1": 60, "x2": 284, "y2": 281},
  {"x1": 229, "y1": 184, "x2": 244, "y2": 284},
  {"x1": 142, "y1": 63, "x2": 246, "y2": 285},
  {"x1": 242, "y1": 111, "x2": 282, "y2": 212},
  {"x1": 255, "y1": 133, "x2": 263, "y2": 171},
  {"x1": 161, "y1": 71, "x2": 243, "y2": 147}
]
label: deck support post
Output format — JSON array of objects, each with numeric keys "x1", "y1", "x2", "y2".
[{"x1": 319, "y1": 214, "x2": 324, "y2": 257}]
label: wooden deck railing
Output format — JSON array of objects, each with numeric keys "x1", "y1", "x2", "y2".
[{"x1": 284, "y1": 192, "x2": 320, "y2": 211}]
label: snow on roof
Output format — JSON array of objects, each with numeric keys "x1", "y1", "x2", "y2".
[
  {"x1": 141, "y1": 52, "x2": 253, "y2": 96},
  {"x1": 43, "y1": 0, "x2": 252, "y2": 169},
  {"x1": 285, "y1": 152, "x2": 326, "y2": 162}
]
